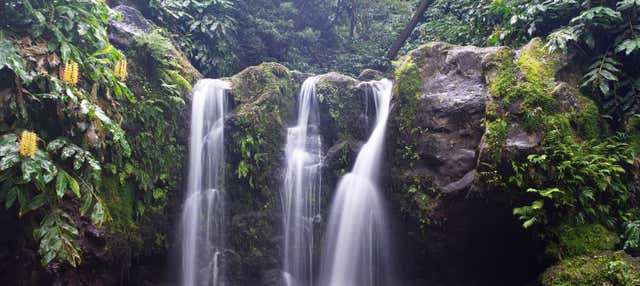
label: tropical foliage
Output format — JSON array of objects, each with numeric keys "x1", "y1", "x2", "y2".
[
  {"x1": 148, "y1": 0, "x2": 420, "y2": 76},
  {"x1": 0, "y1": 133, "x2": 107, "y2": 266},
  {"x1": 0, "y1": 0, "x2": 188, "y2": 270}
]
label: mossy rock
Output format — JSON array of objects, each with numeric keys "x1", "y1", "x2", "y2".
[
  {"x1": 316, "y1": 72, "x2": 367, "y2": 142},
  {"x1": 229, "y1": 62, "x2": 297, "y2": 194},
  {"x1": 546, "y1": 223, "x2": 620, "y2": 260},
  {"x1": 541, "y1": 251, "x2": 640, "y2": 286}
]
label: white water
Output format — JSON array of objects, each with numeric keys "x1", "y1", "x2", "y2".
[
  {"x1": 282, "y1": 76, "x2": 323, "y2": 286},
  {"x1": 181, "y1": 79, "x2": 230, "y2": 286},
  {"x1": 320, "y1": 79, "x2": 394, "y2": 286}
]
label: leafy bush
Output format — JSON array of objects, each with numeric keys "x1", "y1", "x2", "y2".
[
  {"x1": 148, "y1": 0, "x2": 237, "y2": 77},
  {"x1": 624, "y1": 220, "x2": 640, "y2": 252},
  {"x1": 511, "y1": 131, "x2": 635, "y2": 228},
  {"x1": 541, "y1": 251, "x2": 640, "y2": 286},
  {"x1": 545, "y1": 223, "x2": 619, "y2": 259},
  {"x1": 485, "y1": 0, "x2": 640, "y2": 127},
  {"x1": 0, "y1": 133, "x2": 108, "y2": 267},
  {"x1": 0, "y1": 0, "x2": 138, "y2": 269}
]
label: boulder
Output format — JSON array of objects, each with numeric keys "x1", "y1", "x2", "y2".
[{"x1": 108, "y1": 5, "x2": 153, "y2": 48}]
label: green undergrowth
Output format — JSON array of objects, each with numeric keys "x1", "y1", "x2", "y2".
[
  {"x1": 230, "y1": 63, "x2": 296, "y2": 192},
  {"x1": 545, "y1": 223, "x2": 620, "y2": 260},
  {"x1": 480, "y1": 39, "x2": 638, "y2": 266},
  {"x1": 541, "y1": 251, "x2": 640, "y2": 286}
]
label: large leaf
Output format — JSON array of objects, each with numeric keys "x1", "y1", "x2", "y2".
[
  {"x1": 0, "y1": 134, "x2": 18, "y2": 157},
  {"x1": 615, "y1": 38, "x2": 640, "y2": 56},
  {"x1": 55, "y1": 171, "x2": 68, "y2": 199},
  {"x1": 5, "y1": 187, "x2": 18, "y2": 209},
  {"x1": 617, "y1": 0, "x2": 640, "y2": 11},
  {"x1": 67, "y1": 173, "x2": 81, "y2": 198},
  {"x1": 0, "y1": 153, "x2": 20, "y2": 171},
  {"x1": 570, "y1": 7, "x2": 622, "y2": 27},
  {"x1": 33, "y1": 210, "x2": 81, "y2": 267},
  {"x1": 25, "y1": 193, "x2": 48, "y2": 214}
]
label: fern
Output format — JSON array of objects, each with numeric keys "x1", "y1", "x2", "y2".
[
  {"x1": 570, "y1": 7, "x2": 622, "y2": 27},
  {"x1": 582, "y1": 55, "x2": 621, "y2": 96},
  {"x1": 615, "y1": 37, "x2": 640, "y2": 55},
  {"x1": 617, "y1": 0, "x2": 640, "y2": 11},
  {"x1": 623, "y1": 220, "x2": 640, "y2": 252}
]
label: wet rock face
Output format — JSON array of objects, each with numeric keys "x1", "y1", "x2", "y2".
[
  {"x1": 392, "y1": 43, "x2": 501, "y2": 195},
  {"x1": 107, "y1": 5, "x2": 153, "y2": 48}
]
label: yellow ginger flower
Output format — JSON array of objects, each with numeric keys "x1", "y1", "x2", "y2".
[
  {"x1": 19, "y1": 131, "x2": 38, "y2": 158},
  {"x1": 114, "y1": 59, "x2": 127, "y2": 81},
  {"x1": 70, "y1": 61, "x2": 79, "y2": 85},
  {"x1": 60, "y1": 61, "x2": 79, "y2": 85}
]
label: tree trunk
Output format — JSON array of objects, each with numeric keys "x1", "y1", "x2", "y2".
[{"x1": 387, "y1": 0, "x2": 434, "y2": 60}]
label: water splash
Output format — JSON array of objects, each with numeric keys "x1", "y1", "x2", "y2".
[
  {"x1": 281, "y1": 76, "x2": 323, "y2": 286},
  {"x1": 320, "y1": 79, "x2": 394, "y2": 286},
  {"x1": 181, "y1": 79, "x2": 230, "y2": 286}
]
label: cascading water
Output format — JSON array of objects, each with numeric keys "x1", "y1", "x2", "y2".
[
  {"x1": 281, "y1": 76, "x2": 323, "y2": 286},
  {"x1": 320, "y1": 79, "x2": 394, "y2": 286},
  {"x1": 180, "y1": 79, "x2": 230, "y2": 286}
]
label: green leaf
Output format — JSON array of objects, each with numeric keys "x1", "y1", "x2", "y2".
[
  {"x1": 615, "y1": 38, "x2": 640, "y2": 56},
  {"x1": 25, "y1": 193, "x2": 47, "y2": 213},
  {"x1": 67, "y1": 174, "x2": 81, "y2": 198},
  {"x1": 531, "y1": 200, "x2": 544, "y2": 210},
  {"x1": 522, "y1": 217, "x2": 537, "y2": 229},
  {"x1": 0, "y1": 153, "x2": 20, "y2": 171},
  {"x1": 80, "y1": 194, "x2": 93, "y2": 216},
  {"x1": 617, "y1": 0, "x2": 640, "y2": 11},
  {"x1": 46, "y1": 139, "x2": 68, "y2": 152},
  {"x1": 61, "y1": 146, "x2": 78, "y2": 160},
  {"x1": 5, "y1": 187, "x2": 18, "y2": 209},
  {"x1": 55, "y1": 171, "x2": 68, "y2": 199},
  {"x1": 0, "y1": 134, "x2": 18, "y2": 157},
  {"x1": 91, "y1": 198, "x2": 106, "y2": 228},
  {"x1": 21, "y1": 158, "x2": 38, "y2": 182}
]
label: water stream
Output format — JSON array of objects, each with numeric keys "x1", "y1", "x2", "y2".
[
  {"x1": 281, "y1": 76, "x2": 323, "y2": 286},
  {"x1": 180, "y1": 79, "x2": 230, "y2": 286},
  {"x1": 320, "y1": 79, "x2": 394, "y2": 286}
]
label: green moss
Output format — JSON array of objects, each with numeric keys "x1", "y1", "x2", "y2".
[
  {"x1": 540, "y1": 114, "x2": 575, "y2": 143},
  {"x1": 486, "y1": 101, "x2": 498, "y2": 120},
  {"x1": 230, "y1": 63, "x2": 296, "y2": 192},
  {"x1": 394, "y1": 58, "x2": 422, "y2": 133},
  {"x1": 101, "y1": 175, "x2": 143, "y2": 251},
  {"x1": 402, "y1": 180, "x2": 438, "y2": 226},
  {"x1": 486, "y1": 118, "x2": 509, "y2": 157},
  {"x1": 516, "y1": 38, "x2": 557, "y2": 83},
  {"x1": 315, "y1": 74, "x2": 361, "y2": 138},
  {"x1": 105, "y1": 182, "x2": 134, "y2": 232},
  {"x1": 570, "y1": 97, "x2": 601, "y2": 140},
  {"x1": 546, "y1": 223, "x2": 620, "y2": 259},
  {"x1": 488, "y1": 48, "x2": 517, "y2": 100},
  {"x1": 541, "y1": 251, "x2": 640, "y2": 286}
]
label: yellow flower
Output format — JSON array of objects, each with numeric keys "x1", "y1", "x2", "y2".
[
  {"x1": 61, "y1": 61, "x2": 80, "y2": 85},
  {"x1": 114, "y1": 59, "x2": 127, "y2": 81},
  {"x1": 19, "y1": 131, "x2": 38, "y2": 158},
  {"x1": 72, "y1": 61, "x2": 79, "y2": 85}
]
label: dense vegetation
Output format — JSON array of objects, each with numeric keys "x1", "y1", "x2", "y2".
[
  {"x1": 0, "y1": 0, "x2": 195, "y2": 274},
  {"x1": 0, "y1": 0, "x2": 639, "y2": 285},
  {"x1": 146, "y1": 0, "x2": 420, "y2": 76}
]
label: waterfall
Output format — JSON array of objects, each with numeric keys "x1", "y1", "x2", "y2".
[
  {"x1": 180, "y1": 79, "x2": 230, "y2": 286},
  {"x1": 282, "y1": 76, "x2": 323, "y2": 286},
  {"x1": 320, "y1": 79, "x2": 394, "y2": 286}
]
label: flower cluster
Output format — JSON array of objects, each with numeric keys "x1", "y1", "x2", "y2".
[
  {"x1": 114, "y1": 59, "x2": 127, "y2": 81},
  {"x1": 60, "y1": 61, "x2": 80, "y2": 85},
  {"x1": 19, "y1": 131, "x2": 38, "y2": 157}
]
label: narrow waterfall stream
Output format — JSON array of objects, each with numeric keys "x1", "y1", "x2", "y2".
[
  {"x1": 281, "y1": 76, "x2": 323, "y2": 286},
  {"x1": 320, "y1": 79, "x2": 394, "y2": 286},
  {"x1": 180, "y1": 79, "x2": 230, "y2": 286}
]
